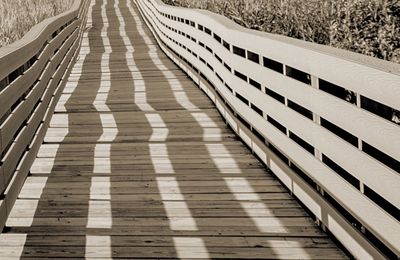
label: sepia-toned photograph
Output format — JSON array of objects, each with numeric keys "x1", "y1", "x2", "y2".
[{"x1": 0, "y1": 0, "x2": 399, "y2": 259}]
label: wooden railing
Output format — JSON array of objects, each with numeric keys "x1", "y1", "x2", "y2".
[
  {"x1": 136, "y1": 0, "x2": 400, "y2": 258},
  {"x1": 0, "y1": 0, "x2": 90, "y2": 231}
]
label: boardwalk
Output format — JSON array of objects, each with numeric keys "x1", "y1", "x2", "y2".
[{"x1": 0, "y1": 0, "x2": 347, "y2": 258}]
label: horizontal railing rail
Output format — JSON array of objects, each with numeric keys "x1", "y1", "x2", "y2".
[
  {"x1": 0, "y1": 0, "x2": 90, "y2": 231},
  {"x1": 136, "y1": 0, "x2": 400, "y2": 258}
]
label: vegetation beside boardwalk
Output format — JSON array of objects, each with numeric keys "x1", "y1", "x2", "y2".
[
  {"x1": 163, "y1": 0, "x2": 400, "y2": 63},
  {"x1": 0, "y1": 0, "x2": 74, "y2": 48}
]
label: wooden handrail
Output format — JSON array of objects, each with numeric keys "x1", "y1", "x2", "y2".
[
  {"x1": 136, "y1": 0, "x2": 400, "y2": 258},
  {"x1": 0, "y1": 0, "x2": 91, "y2": 232}
]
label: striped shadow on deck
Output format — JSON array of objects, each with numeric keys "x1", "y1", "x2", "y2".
[{"x1": 0, "y1": 0, "x2": 347, "y2": 259}]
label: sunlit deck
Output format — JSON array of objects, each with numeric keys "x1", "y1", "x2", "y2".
[{"x1": 0, "y1": 0, "x2": 348, "y2": 258}]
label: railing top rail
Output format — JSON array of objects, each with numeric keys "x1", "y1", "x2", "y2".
[{"x1": 0, "y1": 0, "x2": 83, "y2": 81}]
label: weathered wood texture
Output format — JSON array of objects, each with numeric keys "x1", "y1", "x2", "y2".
[
  {"x1": 0, "y1": 0, "x2": 348, "y2": 258},
  {"x1": 136, "y1": 0, "x2": 400, "y2": 258},
  {"x1": 0, "y1": 0, "x2": 91, "y2": 231}
]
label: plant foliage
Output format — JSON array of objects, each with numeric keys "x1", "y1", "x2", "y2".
[
  {"x1": 0, "y1": 0, "x2": 74, "y2": 48},
  {"x1": 163, "y1": 0, "x2": 400, "y2": 63}
]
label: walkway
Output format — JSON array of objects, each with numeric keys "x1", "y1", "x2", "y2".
[{"x1": 0, "y1": 0, "x2": 347, "y2": 258}]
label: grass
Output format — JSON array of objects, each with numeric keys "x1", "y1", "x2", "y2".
[
  {"x1": 163, "y1": 0, "x2": 400, "y2": 63},
  {"x1": 0, "y1": 0, "x2": 74, "y2": 48}
]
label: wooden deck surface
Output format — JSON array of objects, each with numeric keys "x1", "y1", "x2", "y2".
[{"x1": 0, "y1": 0, "x2": 347, "y2": 258}]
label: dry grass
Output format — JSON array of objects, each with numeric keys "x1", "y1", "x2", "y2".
[
  {"x1": 0, "y1": 0, "x2": 74, "y2": 48},
  {"x1": 164, "y1": 0, "x2": 400, "y2": 63}
]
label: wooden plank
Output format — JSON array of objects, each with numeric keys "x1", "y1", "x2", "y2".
[
  {"x1": 0, "y1": 244, "x2": 346, "y2": 259},
  {"x1": 15, "y1": 207, "x2": 308, "y2": 218},
  {"x1": 32, "y1": 192, "x2": 292, "y2": 203},
  {"x1": 37, "y1": 141, "x2": 253, "y2": 152},
  {"x1": 6, "y1": 216, "x2": 314, "y2": 227},
  {"x1": 0, "y1": 235, "x2": 336, "y2": 248},
  {"x1": 19, "y1": 199, "x2": 299, "y2": 208},
  {"x1": 7, "y1": 224, "x2": 327, "y2": 237},
  {"x1": 31, "y1": 156, "x2": 262, "y2": 166}
]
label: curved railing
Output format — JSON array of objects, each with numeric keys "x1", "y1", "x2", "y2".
[
  {"x1": 0, "y1": 0, "x2": 90, "y2": 231},
  {"x1": 136, "y1": 0, "x2": 400, "y2": 258}
]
